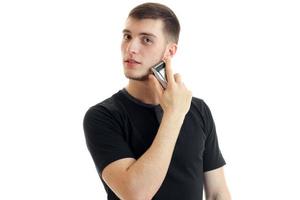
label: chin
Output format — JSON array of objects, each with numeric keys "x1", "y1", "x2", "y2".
[{"x1": 124, "y1": 72, "x2": 149, "y2": 81}]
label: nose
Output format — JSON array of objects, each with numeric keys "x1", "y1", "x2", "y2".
[{"x1": 126, "y1": 38, "x2": 140, "y2": 54}]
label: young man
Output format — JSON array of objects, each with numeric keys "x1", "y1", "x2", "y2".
[{"x1": 83, "y1": 3, "x2": 231, "y2": 200}]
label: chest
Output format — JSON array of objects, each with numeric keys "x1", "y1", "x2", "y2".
[{"x1": 123, "y1": 109, "x2": 206, "y2": 164}]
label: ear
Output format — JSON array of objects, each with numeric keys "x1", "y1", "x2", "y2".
[
  {"x1": 169, "y1": 43, "x2": 177, "y2": 57},
  {"x1": 164, "y1": 43, "x2": 177, "y2": 59}
]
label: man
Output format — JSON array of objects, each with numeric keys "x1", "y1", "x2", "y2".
[{"x1": 83, "y1": 2, "x2": 231, "y2": 200}]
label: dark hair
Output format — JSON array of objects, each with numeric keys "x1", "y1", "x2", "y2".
[{"x1": 128, "y1": 2, "x2": 180, "y2": 43}]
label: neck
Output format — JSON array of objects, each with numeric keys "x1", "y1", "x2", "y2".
[{"x1": 125, "y1": 79, "x2": 160, "y2": 105}]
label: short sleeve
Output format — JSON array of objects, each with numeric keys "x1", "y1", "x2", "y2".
[
  {"x1": 202, "y1": 100, "x2": 226, "y2": 172},
  {"x1": 83, "y1": 106, "x2": 135, "y2": 175}
]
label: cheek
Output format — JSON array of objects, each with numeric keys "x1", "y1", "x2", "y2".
[
  {"x1": 147, "y1": 44, "x2": 162, "y2": 54},
  {"x1": 121, "y1": 41, "x2": 130, "y2": 54},
  {"x1": 121, "y1": 42, "x2": 125, "y2": 53},
  {"x1": 150, "y1": 46, "x2": 166, "y2": 59}
]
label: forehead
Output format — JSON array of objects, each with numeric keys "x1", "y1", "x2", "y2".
[{"x1": 123, "y1": 17, "x2": 165, "y2": 37}]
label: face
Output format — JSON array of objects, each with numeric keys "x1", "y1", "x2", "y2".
[{"x1": 121, "y1": 17, "x2": 172, "y2": 81}]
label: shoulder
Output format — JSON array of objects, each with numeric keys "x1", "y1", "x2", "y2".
[
  {"x1": 189, "y1": 96, "x2": 215, "y2": 132},
  {"x1": 190, "y1": 96, "x2": 211, "y2": 117},
  {"x1": 83, "y1": 92, "x2": 126, "y2": 127},
  {"x1": 191, "y1": 96, "x2": 205, "y2": 110}
]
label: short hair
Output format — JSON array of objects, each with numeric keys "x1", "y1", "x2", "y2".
[{"x1": 128, "y1": 2, "x2": 180, "y2": 44}]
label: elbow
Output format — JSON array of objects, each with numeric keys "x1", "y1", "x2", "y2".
[
  {"x1": 124, "y1": 173, "x2": 156, "y2": 200},
  {"x1": 115, "y1": 188, "x2": 150, "y2": 200},
  {"x1": 113, "y1": 183, "x2": 151, "y2": 200},
  {"x1": 125, "y1": 180, "x2": 154, "y2": 200}
]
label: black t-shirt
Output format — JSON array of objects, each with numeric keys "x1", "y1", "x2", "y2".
[{"x1": 83, "y1": 88, "x2": 226, "y2": 200}]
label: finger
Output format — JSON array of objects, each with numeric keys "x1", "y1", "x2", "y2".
[
  {"x1": 163, "y1": 57, "x2": 175, "y2": 84},
  {"x1": 148, "y1": 74, "x2": 163, "y2": 96},
  {"x1": 174, "y1": 73, "x2": 182, "y2": 83}
]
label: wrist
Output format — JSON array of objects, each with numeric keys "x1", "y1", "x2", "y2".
[{"x1": 163, "y1": 111, "x2": 185, "y2": 123}]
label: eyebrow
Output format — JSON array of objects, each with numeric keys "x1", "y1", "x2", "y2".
[{"x1": 122, "y1": 29, "x2": 157, "y2": 38}]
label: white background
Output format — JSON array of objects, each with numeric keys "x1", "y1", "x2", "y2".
[{"x1": 1, "y1": 0, "x2": 299, "y2": 199}]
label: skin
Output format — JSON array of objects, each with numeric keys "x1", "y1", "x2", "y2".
[
  {"x1": 101, "y1": 17, "x2": 231, "y2": 200},
  {"x1": 121, "y1": 17, "x2": 177, "y2": 106}
]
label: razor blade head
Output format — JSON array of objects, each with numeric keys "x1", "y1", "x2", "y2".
[{"x1": 151, "y1": 61, "x2": 167, "y2": 89}]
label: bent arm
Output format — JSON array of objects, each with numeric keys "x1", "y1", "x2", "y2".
[{"x1": 102, "y1": 112, "x2": 185, "y2": 200}]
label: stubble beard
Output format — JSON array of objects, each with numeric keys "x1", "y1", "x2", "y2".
[
  {"x1": 124, "y1": 48, "x2": 166, "y2": 81},
  {"x1": 124, "y1": 66, "x2": 152, "y2": 81}
]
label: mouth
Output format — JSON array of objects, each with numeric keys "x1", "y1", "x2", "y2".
[
  {"x1": 124, "y1": 58, "x2": 141, "y2": 64},
  {"x1": 124, "y1": 58, "x2": 142, "y2": 68}
]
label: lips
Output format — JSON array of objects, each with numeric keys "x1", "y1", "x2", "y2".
[{"x1": 124, "y1": 58, "x2": 141, "y2": 64}]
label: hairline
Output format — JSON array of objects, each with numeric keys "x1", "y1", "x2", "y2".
[{"x1": 126, "y1": 17, "x2": 176, "y2": 44}]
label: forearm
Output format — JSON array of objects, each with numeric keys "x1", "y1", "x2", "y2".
[{"x1": 126, "y1": 111, "x2": 185, "y2": 199}]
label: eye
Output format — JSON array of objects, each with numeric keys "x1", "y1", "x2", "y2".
[
  {"x1": 143, "y1": 37, "x2": 153, "y2": 44},
  {"x1": 123, "y1": 34, "x2": 131, "y2": 40}
]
